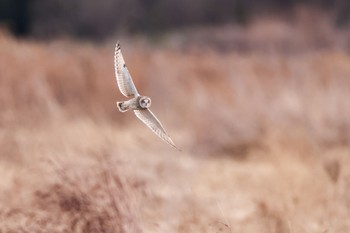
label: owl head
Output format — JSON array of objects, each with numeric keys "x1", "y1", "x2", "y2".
[{"x1": 139, "y1": 96, "x2": 151, "y2": 109}]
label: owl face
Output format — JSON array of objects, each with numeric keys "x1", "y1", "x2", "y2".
[{"x1": 139, "y1": 96, "x2": 151, "y2": 109}]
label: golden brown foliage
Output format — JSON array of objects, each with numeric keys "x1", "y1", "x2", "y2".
[{"x1": 0, "y1": 25, "x2": 350, "y2": 232}]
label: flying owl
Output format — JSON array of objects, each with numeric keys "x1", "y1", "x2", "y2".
[{"x1": 114, "y1": 42, "x2": 179, "y2": 150}]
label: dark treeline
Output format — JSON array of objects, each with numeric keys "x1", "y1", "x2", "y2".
[{"x1": 0, "y1": 0, "x2": 349, "y2": 39}]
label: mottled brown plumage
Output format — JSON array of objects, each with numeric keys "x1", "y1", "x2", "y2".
[{"x1": 114, "y1": 42, "x2": 179, "y2": 150}]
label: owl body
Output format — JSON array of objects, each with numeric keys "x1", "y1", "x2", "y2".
[
  {"x1": 117, "y1": 98, "x2": 137, "y2": 112},
  {"x1": 117, "y1": 96, "x2": 151, "y2": 112}
]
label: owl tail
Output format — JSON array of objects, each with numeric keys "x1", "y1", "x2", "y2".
[{"x1": 117, "y1": 101, "x2": 130, "y2": 112}]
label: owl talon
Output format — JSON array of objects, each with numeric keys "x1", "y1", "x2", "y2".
[{"x1": 117, "y1": 101, "x2": 128, "y2": 112}]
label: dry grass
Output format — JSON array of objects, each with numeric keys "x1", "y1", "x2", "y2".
[
  {"x1": 0, "y1": 157, "x2": 142, "y2": 232},
  {"x1": 0, "y1": 18, "x2": 350, "y2": 232}
]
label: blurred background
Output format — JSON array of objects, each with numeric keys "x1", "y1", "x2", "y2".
[
  {"x1": 0, "y1": 0, "x2": 350, "y2": 232},
  {"x1": 1, "y1": 0, "x2": 350, "y2": 39}
]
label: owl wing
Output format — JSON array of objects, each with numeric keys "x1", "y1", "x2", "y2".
[
  {"x1": 114, "y1": 42, "x2": 139, "y2": 97},
  {"x1": 134, "y1": 109, "x2": 179, "y2": 150}
]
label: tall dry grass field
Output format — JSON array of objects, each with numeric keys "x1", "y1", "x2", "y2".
[{"x1": 0, "y1": 19, "x2": 350, "y2": 232}]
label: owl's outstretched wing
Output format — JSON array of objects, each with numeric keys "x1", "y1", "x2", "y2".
[
  {"x1": 114, "y1": 42, "x2": 139, "y2": 97},
  {"x1": 134, "y1": 109, "x2": 179, "y2": 150}
]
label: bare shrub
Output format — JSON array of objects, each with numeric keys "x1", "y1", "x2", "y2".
[{"x1": 0, "y1": 158, "x2": 142, "y2": 232}]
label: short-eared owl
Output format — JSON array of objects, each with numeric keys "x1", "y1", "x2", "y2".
[{"x1": 114, "y1": 42, "x2": 179, "y2": 150}]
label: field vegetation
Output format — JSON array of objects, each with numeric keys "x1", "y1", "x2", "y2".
[{"x1": 0, "y1": 15, "x2": 350, "y2": 232}]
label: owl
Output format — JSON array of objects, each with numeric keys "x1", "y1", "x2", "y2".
[{"x1": 114, "y1": 42, "x2": 179, "y2": 150}]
